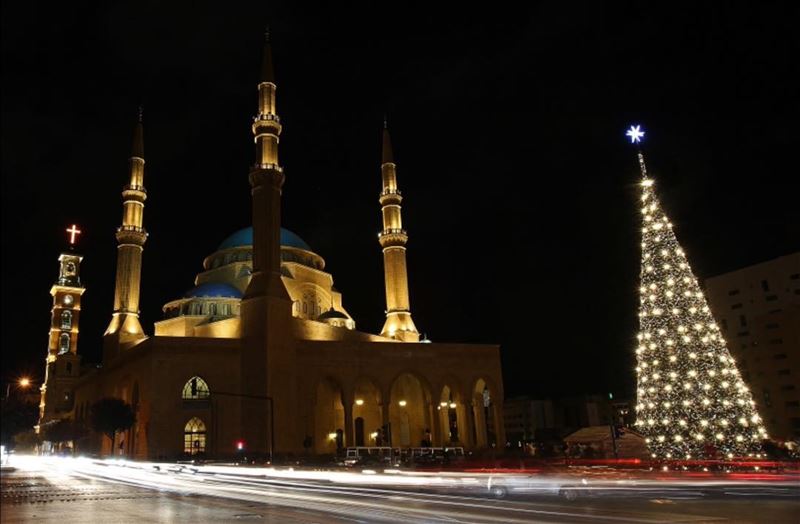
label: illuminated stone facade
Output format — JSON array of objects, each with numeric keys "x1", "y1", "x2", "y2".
[{"x1": 68, "y1": 36, "x2": 504, "y2": 459}]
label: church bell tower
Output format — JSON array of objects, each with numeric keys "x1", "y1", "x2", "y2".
[{"x1": 39, "y1": 225, "x2": 85, "y2": 428}]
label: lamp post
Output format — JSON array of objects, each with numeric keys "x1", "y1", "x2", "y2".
[
  {"x1": 5, "y1": 377, "x2": 32, "y2": 400},
  {"x1": 214, "y1": 391, "x2": 274, "y2": 463}
]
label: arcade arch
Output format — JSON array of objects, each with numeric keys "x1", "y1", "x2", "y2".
[
  {"x1": 389, "y1": 373, "x2": 432, "y2": 447},
  {"x1": 472, "y1": 378, "x2": 499, "y2": 448},
  {"x1": 352, "y1": 377, "x2": 382, "y2": 447},
  {"x1": 314, "y1": 378, "x2": 345, "y2": 453}
]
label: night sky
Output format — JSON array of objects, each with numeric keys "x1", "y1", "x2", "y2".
[{"x1": 2, "y1": 3, "x2": 798, "y2": 398}]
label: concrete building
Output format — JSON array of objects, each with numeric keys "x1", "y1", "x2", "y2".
[
  {"x1": 38, "y1": 35, "x2": 505, "y2": 459},
  {"x1": 704, "y1": 253, "x2": 800, "y2": 441},
  {"x1": 503, "y1": 395, "x2": 623, "y2": 446}
]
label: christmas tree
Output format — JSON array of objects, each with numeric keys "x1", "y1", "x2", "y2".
[{"x1": 628, "y1": 125, "x2": 766, "y2": 460}]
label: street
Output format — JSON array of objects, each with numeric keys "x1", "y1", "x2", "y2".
[{"x1": 2, "y1": 455, "x2": 798, "y2": 523}]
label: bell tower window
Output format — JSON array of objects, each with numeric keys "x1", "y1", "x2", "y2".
[
  {"x1": 61, "y1": 310, "x2": 72, "y2": 330},
  {"x1": 59, "y1": 333, "x2": 70, "y2": 354}
]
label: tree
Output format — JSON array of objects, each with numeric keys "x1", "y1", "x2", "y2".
[
  {"x1": 0, "y1": 397, "x2": 39, "y2": 449},
  {"x1": 629, "y1": 130, "x2": 765, "y2": 460},
  {"x1": 89, "y1": 398, "x2": 135, "y2": 456},
  {"x1": 42, "y1": 418, "x2": 88, "y2": 452},
  {"x1": 14, "y1": 429, "x2": 42, "y2": 451}
]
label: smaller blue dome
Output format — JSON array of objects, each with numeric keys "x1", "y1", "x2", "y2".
[
  {"x1": 184, "y1": 282, "x2": 243, "y2": 299},
  {"x1": 218, "y1": 227, "x2": 312, "y2": 252}
]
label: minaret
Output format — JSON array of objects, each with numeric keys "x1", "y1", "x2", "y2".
[
  {"x1": 240, "y1": 30, "x2": 297, "y2": 456},
  {"x1": 39, "y1": 226, "x2": 85, "y2": 429},
  {"x1": 104, "y1": 109, "x2": 148, "y2": 343},
  {"x1": 244, "y1": 28, "x2": 287, "y2": 300},
  {"x1": 379, "y1": 120, "x2": 420, "y2": 341}
]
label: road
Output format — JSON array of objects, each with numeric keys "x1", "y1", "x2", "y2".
[{"x1": 2, "y1": 455, "x2": 798, "y2": 523}]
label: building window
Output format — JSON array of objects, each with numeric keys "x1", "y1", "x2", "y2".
[
  {"x1": 761, "y1": 279, "x2": 770, "y2": 292},
  {"x1": 66, "y1": 362, "x2": 73, "y2": 374},
  {"x1": 720, "y1": 318, "x2": 728, "y2": 331},
  {"x1": 786, "y1": 401, "x2": 800, "y2": 408},
  {"x1": 182, "y1": 376, "x2": 211, "y2": 400},
  {"x1": 763, "y1": 389, "x2": 772, "y2": 407},
  {"x1": 791, "y1": 273, "x2": 799, "y2": 280},
  {"x1": 781, "y1": 385, "x2": 796, "y2": 392},
  {"x1": 59, "y1": 333, "x2": 70, "y2": 354},
  {"x1": 184, "y1": 417, "x2": 207, "y2": 455},
  {"x1": 774, "y1": 354, "x2": 788, "y2": 360},
  {"x1": 778, "y1": 369, "x2": 791, "y2": 376},
  {"x1": 765, "y1": 323, "x2": 779, "y2": 330},
  {"x1": 769, "y1": 339, "x2": 784, "y2": 345},
  {"x1": 739, "y1": 315, "x2": 747, "y2": 327},
  {"x1": 731, "y1": 303, "x2": 742, "y2": 310},
  {"x1": 728, "y1": 289, "x2": 740, "y2": 296},
  {"x1": 60, "y1": 310, "x2": 72, "y2": 330},
  {"x1": 765, "y1": 294, "x2": 778, "y2": 301}
]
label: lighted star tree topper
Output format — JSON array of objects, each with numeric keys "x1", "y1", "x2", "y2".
[{"x1": 629, "y1": 125, "x2": 765, "y2": 460}]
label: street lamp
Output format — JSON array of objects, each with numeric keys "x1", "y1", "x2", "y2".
[{"x1": 5, "y1": 377, "x2": 32, "y2": 399}]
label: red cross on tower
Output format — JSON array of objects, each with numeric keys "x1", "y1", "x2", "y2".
[{"x1": 66, "y1": 224, "x2": 82, "y2": 245}]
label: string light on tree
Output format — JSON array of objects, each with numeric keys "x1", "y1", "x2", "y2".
[{"x1": 629, "y1": 125, "x2": 764, "y2": 459}]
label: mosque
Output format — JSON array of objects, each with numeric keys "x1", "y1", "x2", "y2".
[{"x1": 38, "y1": 36, "x2": 505, "y2": 459}]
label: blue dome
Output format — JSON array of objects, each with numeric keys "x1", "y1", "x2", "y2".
[
  {"x1": 184, "y1": 282, "x2": 243, "y2": 299},
  {"x1": 218, "y1": 227, "x2": 311, "y2": 252}
]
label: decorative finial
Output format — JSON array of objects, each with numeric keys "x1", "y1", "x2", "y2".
[
  {"x1": 383, "y1": 114, "x2": 388, "y2": 129},
  {"x1": 264, "y1": 26, "x2": 270, "y2": 43},
  {"x1": 66, "y1": 224, "x2": 82, "y2": 245},
  {"x1": 626, "y1": 124, "x2": 645, "y2": 144},
  {"x1": 138, "y1": 105, "x2": 143, "y2": 123}
]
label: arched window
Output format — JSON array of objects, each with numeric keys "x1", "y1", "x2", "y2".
[
  {"x1": 182, "y1": 376, "x2": 210, "y2": 400},
  {"x1": 66, "y1": 362, "x2": 73, "y2": 374},
  {"x1": 61, "y1": 310, "x2": 72, "y2": 329},
  {"x1": 59, "y1": 333, "x2": 70, "y2": 354},
  {"x1": 184, "y1": 417, "x2": 207, "y2": 455}
]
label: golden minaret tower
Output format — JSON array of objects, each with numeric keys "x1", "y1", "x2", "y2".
[
  {"x1": 240, "y1": 30, "x2": 298, "y2": 455},
  {"x1": 39, "y1": 226, "x2": 85, "y2": 428},
  {"x1": 379, "y1": 120, "x2": 420, "y2": 341},
  {"x1": 244, "y1": 29, "x2": 286, "y2": 300},
  {"x1": 104, "y1": 109, "x2": 148, "y2": 342}
]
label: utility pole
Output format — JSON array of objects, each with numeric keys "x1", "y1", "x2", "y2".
[
  {"x1": 215, "y1": 391, "x2": 274, "y2": 463},
  {"x1": 607, "y1": 392, "x2": 619, "y2": 459}
]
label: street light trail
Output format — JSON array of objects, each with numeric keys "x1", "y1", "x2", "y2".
[{"x1": 6, "y1": 455, "x2": 799, "y2": 524}]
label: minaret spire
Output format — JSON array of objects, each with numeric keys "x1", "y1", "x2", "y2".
[
  {"x1": 240, "y1": 31, "x2": 297, "y2": 458},
  {"x1": 104, "y1": 109, "x2": 148, "y2": 342},
  {"x1": 261, "y1": 27, "x2": 275, "y2": 84},
  {"x1": 378, "y1": 120, "x2": 419, "y2": 341},
  {"x1": 244, "y1": 27, "x2": 285, "y2": 299}
]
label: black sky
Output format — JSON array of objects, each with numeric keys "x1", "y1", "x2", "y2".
[{"x1": 2, "y1": 2, "x2": 798, "y2": 398}]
